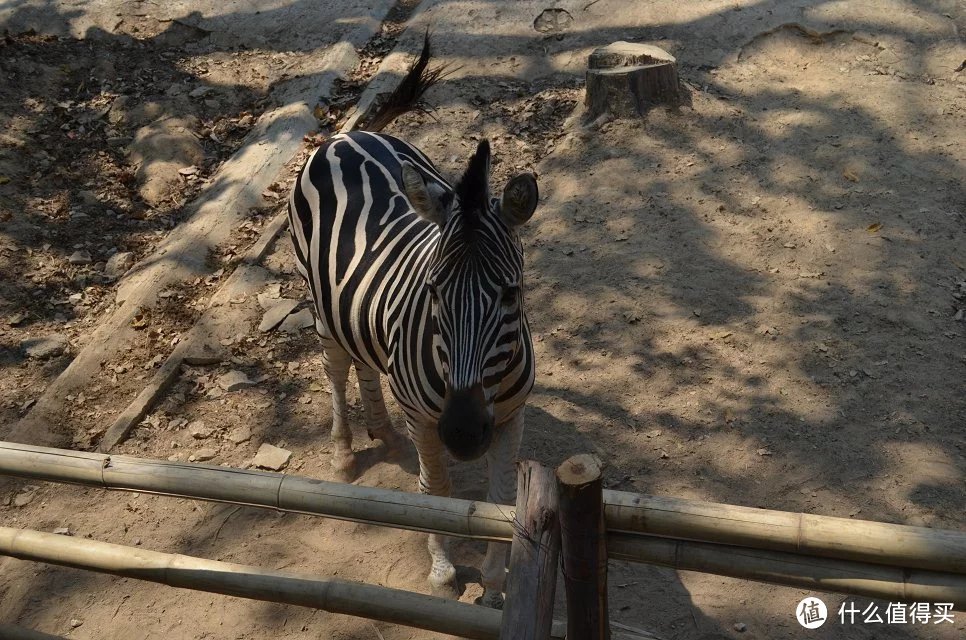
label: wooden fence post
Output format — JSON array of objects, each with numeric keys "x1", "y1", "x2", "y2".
[
  {"x1": 500, "y1": 460, "x2": 561, "y2": 639},
  {"x1": 557, "y1": 454, "x2": 610, "y2": 640}
]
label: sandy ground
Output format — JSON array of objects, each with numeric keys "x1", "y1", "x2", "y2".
[{"x1": 1, "y1": 1, "x2": 965, "y2": 639}]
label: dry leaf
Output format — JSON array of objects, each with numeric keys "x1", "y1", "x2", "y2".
[
  {"x1": 866, "y1": 222, "x2": 882, "y2": 233},
  {"x1": 842, "y1": 168, "x2": 859, "y2": 182},
  {"x1": 131, "y1": 314, "x2": 149, "y2": 329}
]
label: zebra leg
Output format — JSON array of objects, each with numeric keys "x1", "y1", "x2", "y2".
[
  {"x1": 407, "y1": 418, "x2": 458, "y2": 596},
  {"x1": 320, "y1": 336, "x2": 356, "y2": 482},
  {"x1": 355, "y1": 362, "x2": 406, "y2": 455},
  {"x1": 479, "y1": 409, "x2": 525, "y2": 609}
]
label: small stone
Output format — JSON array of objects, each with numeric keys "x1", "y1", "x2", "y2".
[
  {"x1": 189, "y1": 448, "x2": 217, "y2": 462},
  {"x1": 13, "y1": 491, "x2": 36, "y2": 507},
  {"x1": 8, "y1": 311, "x2": 27, "y2": 326},
  {"x1": 279, "y1": 308, "x2": 314, "y2": 333},
  {"x1": 252, "y1": 443, "x2": 292, "y2": 471},
  {"x1": 105, "y1": 251, "x2": 135, "y2": 278},
  {"x1": 733, "y1": 622, "x2": 747, "y2": 633},
  {"x1": 77, "y1": 190, "x2": 99, "y2": 206},
  {"x1": 258, "y1": 298, "x2": 300, "y2": 332},
  {"x1": 21, "y1": 334, "x2": 69, "y2": 359},
  {"x1": 227, "y1": 426, "x2": 252, "y2": 445},
  {"x1": 70, "y1": 619, "x2": 83, "y2": 629},
  {"x1": 217, "y1": 370, "x2": 256, "y2": 392},
  {"x1": 68, "y1": 250, "x2": 92, "y2": 265},
  {"x1": 187, "y1": 421, "x2": 212, "y2": 439},
  {"x1": 257, "y1": 283, "x2": 283, "y2": 309},
  {"x1": 52, "y1": 527, "x2": 71, "y2": 535},
  {"x1": 189, "y1": 86, "x2": 213, "y2": 98}
]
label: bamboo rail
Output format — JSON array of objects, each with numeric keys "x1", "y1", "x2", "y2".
[
  {"x1": 2, "y1": 441, "x2": 965, "y2": 608},
  {"x1": 609, "y1": 533, "x2": 966, "y2": 610},
  {"x1": 602, "y1": 489, "x2": 966, "y2": 574},
  {"x1": 0, "y1": 526, "x2": 568, "y2": 640},
  {"x1": 0, "y1": 441, "x2": 512, "y2": 541}
]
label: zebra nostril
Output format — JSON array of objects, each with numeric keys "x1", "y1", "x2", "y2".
[{"x1": 437, "y1": 385, "x2": 493, "y2": 461}]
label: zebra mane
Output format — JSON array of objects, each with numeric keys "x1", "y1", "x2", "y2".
[{"x1": 455, "y1": 140, "x2": 491, "y2": 228}]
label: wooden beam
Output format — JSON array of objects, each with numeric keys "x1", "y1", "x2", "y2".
[
  {"x1": 500, "y1": 461, "x2": 560, "y2": 639},
  {"x1": 557, "y1": 454, "x2": 610, "y2": 640}
]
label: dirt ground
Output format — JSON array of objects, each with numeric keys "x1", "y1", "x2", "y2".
[{"x1": 1, "y1": 1, "x2": 965, "y2": 639}]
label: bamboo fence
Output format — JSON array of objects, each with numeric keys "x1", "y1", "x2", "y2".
[{"x1": 2, "y1": 440, "x2": 964, "y2": 609}]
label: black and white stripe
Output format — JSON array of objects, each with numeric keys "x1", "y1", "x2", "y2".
[{"x1": 287, "y1": 128, "x2": 538, "y2": 607}]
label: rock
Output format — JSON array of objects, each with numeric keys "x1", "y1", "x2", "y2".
[
  {"x1": 252, "y1": 443, "x2": 292, "y2": 471},
  {"x1": 21, "y1": 333, "x2": 68, "y2": 359},
  {"x1": 70, "y1": 619, "x2": 83, "y2": 629},
  {"x1": 52, "y1": 527, "x2": 71, "y2": 535},
  {"x1": 189, "y1": 448, "x2": 217, "y2": 462},
  {"x1": 257, "y1": 283, "x2": 283, "y2": 309},
  {"x1": 258, "y1": 299, "x2": 300, "y2": 332},
  {"x1": 733, "y1": 623, "x2": 747, "y2": 633},
  {"x1": 279, "y1": 308, "x2": 314, "y2": 333},
  {"x1": 189, "y1": 86, "x2": 213, "y2": 98},
  {"x1": 105, "y1": 251, "x2": 135, "y2": 278},
  {"x1": 13, "y1": 491, "x2": 36, "y2": 507},
  {"x1": 7, "y1": 311, "x2": 27, "y2": 326},
  {"x1": 227, "y1": 426, "x2": 252, "y2": 445},
  {"x1": 68, "y1": 250, "x2": 92, "y2": 265},
  {"x1": 217, "y1": 370, "x2": 257, "y2": 392},
  {"x1": 77, "y1": 190, "x2": 99, "y2": 206},
  {"x1": 187, "y1": 421, "x2": 212, "y2": 439},
  {"x1": 128, "y1": 115, "x2": 206, "y2": 206}
]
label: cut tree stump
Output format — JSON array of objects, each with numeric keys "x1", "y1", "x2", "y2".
[{"x1": 585, "y1": 42, "x2": 687, "y2": 120}]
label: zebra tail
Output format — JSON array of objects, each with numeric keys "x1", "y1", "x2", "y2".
[{"x1": 362, "y1": 30, "x2": 449, "y2": 132}]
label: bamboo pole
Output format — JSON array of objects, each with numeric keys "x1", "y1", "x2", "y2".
[
  {"x1": 0, "y1": 441, "x2": 513, "y2": 542},
  {"x1": 602, "y1": 489, "x2": 966, "y2": 575},
  {"x1": 3, "y1": 440, "x2": 966, "y2": 607},
  {"x1": 0, "y1": 526, "x2": 506, "y2": 639},
  {"x1": 500, "y1": 461, "x2": 560, "y2": 639},
  {"x1": 608, "y1": 532, "x2": 966, "y2": 610},
  {"x1": 557, "y1": 455, "x2": 610, "y2": 640}
]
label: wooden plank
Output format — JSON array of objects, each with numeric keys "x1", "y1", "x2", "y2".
[
  {"x1": 557, "y1": 454, "x2": 610, "y2": 640},
  {"x1": 500, "y1": 461, "x2": 560, "y2": 639}
]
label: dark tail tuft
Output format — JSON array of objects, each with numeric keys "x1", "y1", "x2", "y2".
[{"x1": 362, "y1": 30, "x2": 448, "y2": 132}]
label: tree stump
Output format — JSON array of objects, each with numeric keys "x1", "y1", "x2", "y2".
[{"x1": 585, "y1": 42, "x2": 687, "y2": 120}]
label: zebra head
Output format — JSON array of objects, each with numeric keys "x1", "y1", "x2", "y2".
[{"x1": 401, "y1": 140, "x2": 538, "y2": 461}]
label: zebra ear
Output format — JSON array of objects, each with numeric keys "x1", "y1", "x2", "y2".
[
  {"x1": 402, "y1": 162, "x2": 448, "y2": 226},
  {"x1": 499, "y1": 173, "x2": 538, "y2": 227}
]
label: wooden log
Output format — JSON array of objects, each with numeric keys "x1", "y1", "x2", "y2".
[
  {"x1": 500, "y1": 461, "x2": 560, "y2": 639},
  {"x1": 557, "y1": 454, "x2": 610, "y2": 640},
  {"x1": 608, "y1": 532, "x2": 966, "y2": 610},
  {"x1": 585, "y1": 42, "x2": 686, "y2": 120},
  {"x1": 0, "y1": 526, "x2": 506, "y2": 640}
]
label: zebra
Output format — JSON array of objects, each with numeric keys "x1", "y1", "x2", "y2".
[{"x1": 287, "y1": 37, "x2": 539, "y2": 608}]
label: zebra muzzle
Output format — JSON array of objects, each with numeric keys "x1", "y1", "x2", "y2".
[{"x1": 437, "y1": 384, "x2": 494, "y2": 462}]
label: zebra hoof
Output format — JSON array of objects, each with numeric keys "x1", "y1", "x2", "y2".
[
  {"x1": 428, "y1": 564, "x2": 458, "y2": 599},
  {"x1": 477, "y1": 589, "x2": 505, "y2": 610},
  {"x1": 331, "y1": 453, "x2": 357, "y2": 482}
]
